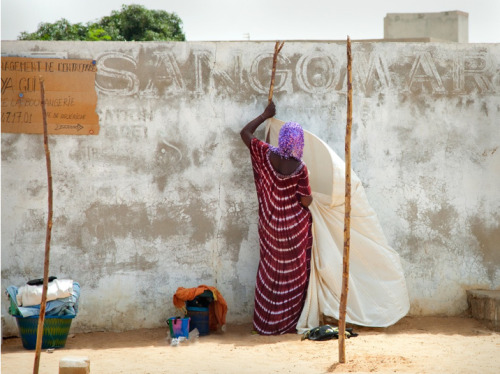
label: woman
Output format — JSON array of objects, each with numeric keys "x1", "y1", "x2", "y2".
[{"x1": 240, "y1": 101, "x2": 313, "y2": 335}]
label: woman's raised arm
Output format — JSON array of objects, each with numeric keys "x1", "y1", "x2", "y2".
[{"x1": 240, "y1": 101, "x2": 276, "y2": 149}]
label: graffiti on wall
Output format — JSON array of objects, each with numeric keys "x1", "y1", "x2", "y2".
[{"x1": 94, "y1": 46, "x2": 498, "y2": 98}]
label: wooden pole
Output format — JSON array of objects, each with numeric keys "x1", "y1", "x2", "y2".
[
  {"x1": 338, "y1": 36, "x2": 353, "y2": 364},
  {"x1": 268, "y1": 41, "x2": 285, "y2": 104},
  {"x1": 33, "y1": 78, "x2": 53, "y2": 374}
]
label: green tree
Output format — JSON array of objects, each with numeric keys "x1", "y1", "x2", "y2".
[
  {"x1": 19, "y1": 19, "x2": 93, "y2": 41},
  {"x1": 98, "y1": 4, "x2": 185, "y2": 41},
  {"x1": 18, "y1": 4, "x2": 185, "y2": 41},
  {"x1": 86, "y1": 27, "x2": 112, "y2": 41}
]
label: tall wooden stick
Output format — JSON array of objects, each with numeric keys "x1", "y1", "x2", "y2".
[
  {"x1": 268, "y1": 41, "x2": 285, "y2": 104},
  {"x1": 338, "y1": 36, "x2": 353, "y2": 364},
  {"x1": 33, "y1": 78, "x2": 53, "y2": 374}
]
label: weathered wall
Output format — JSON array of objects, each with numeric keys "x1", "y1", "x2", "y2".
[{"x1": 2, "y1": 41, "x2": 499, "y2": 336}]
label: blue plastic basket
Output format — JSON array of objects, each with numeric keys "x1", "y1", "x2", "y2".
[{"x1": 13, "y1": 315, "x2": 75, "y2": 350}]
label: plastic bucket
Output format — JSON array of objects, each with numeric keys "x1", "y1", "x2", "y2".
[
  {"x1": 14, "y1": 315, "x2": 74, "y2": 350},
  {"x1": 186, "y1": 306, "x2": 209, "y2": 336},
  {"x1": 167, "y1": 317, "x2": 190, "y2": 338}
]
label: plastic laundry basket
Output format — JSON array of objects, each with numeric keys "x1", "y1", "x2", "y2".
[{"x1": 14, "y1": 315, "x2": 75, "y2": 350}]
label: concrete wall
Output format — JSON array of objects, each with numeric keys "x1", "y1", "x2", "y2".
[
  {"x1": 385, "y1": 11, "x2": 469, "y2": 43},
  {"x1": 2, "y1": 41, "x2": 499, "y2": 336}
]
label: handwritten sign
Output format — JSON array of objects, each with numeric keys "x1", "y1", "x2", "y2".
[{"x1": 1, "y1": 57, "x2": 99, "y2": 135}]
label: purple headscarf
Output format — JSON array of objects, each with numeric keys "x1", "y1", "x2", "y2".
[{"x1": 270, "y1": 122, "x2": 304, "y2": 160}]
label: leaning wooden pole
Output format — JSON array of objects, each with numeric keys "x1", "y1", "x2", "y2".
[
  {"x1": 338, "y1": 36, "x2": 353, "y2": 364},
  {"x1": 268, "y1": 41, "x2": 285, "y2": 104},
  {"x1": 33, "y1": 78, "x2": 53, "y2": 374}
]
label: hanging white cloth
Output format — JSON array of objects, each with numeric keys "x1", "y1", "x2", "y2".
[{"x1": 265, "y1": 118, "x2": 410, "y2": 333}]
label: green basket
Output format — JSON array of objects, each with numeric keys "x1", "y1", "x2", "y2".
[{"x1": 14, "y1": 315, "x2": 75, "y2": 350}]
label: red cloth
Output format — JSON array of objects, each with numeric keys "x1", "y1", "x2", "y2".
[
  {"x1": 173, "y1": 285, "x2": 227, "y2": 331},
  {"x1": 249, "y1": 138, "x2": 313, "y2": 335}
]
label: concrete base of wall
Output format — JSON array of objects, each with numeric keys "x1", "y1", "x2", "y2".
[{"x1": 466, "y1": 290, "x2": 500, "y2": 331}]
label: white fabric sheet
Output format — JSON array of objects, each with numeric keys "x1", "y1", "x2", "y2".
[
  {"x1": 265, "y1": 118, "x2": 410, "y2": 332},
  {"x1": 16, "y1": 279, "x2": 74, "y2": 307}
]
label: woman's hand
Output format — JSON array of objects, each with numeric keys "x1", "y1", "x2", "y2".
[
  {"x1": 261, "y1": 101, "x2": 276, "y2": 120},
  {"x1": 300, "y1": 195, "x2": 313, "y2": 207},
  {"x1": 240, "y1": 101, "x2": 277, "y2": 149}
]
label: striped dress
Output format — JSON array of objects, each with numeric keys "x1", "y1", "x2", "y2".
[{"x1": 250, "y1": 138, "x2": 313, "y2": 335}]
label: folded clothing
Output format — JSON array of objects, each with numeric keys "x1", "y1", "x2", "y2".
[
  {"x1": 6, "y1": 282, "x2": 80, "y2": 318},
  {"x1": 16, "y1": 279, "x2": 74, "y2": 307}
]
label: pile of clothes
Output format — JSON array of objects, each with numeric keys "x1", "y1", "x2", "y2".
[
  {"x1": 173, "y1": 285, "x2": 227, "y2": 332},
  {"x1": 6, "y1": 277, "x2": 80, "y2": 317}
]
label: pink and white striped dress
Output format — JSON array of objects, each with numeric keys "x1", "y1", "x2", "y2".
[{"x1": 250, "y1": 138, "x2": 313, "y2": 335}]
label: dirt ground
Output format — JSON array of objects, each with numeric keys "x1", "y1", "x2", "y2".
[{"x1": 1, "y1": 316, "x2": 499, "y2": 374}]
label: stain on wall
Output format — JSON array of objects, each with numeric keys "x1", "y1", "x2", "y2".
[
  {"x1": 1, "y1": 41, "x2": 499, "y2": 335},
  {"x1": 470, "y1": 214, "x2": 500, "y2": 281}
]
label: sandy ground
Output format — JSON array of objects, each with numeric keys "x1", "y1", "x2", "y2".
[{"x1": 1, "y1": 316, "x2": 499, "y2": 374}]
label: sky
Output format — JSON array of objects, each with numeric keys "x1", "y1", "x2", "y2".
[{"x1": 1, "y1": 0, "x2": 499, "y2": 43}]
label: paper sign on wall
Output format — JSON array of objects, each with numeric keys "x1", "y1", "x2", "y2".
[{"x1": 1, "y1": 57, "x2": 99, "y2": 135}]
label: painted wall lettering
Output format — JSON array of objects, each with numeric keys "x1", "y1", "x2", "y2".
[
  {"x1": 248, "y1": 52, "x2": 291, "y2": 94},
  {"x1": 453, "y1": 52, "x2": 496, "y2": 93},
  {"x1": 95, "y1": 52, "x2": 139, "y2": 96},
  {"x1": 296, "y1": 52, "x2": 339, "y2": 94},
  {"x1": 92, "y1": 47, "x2": 497, "y2": 99},
  {"x1": 405, "y1": 52, "x2": 445, "y2": 94}
]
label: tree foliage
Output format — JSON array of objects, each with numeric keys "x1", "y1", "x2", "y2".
[{"x1": 18, "y1": 4, "x2": 185, "y2": 41}]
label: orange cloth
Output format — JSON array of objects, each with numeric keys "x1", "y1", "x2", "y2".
[{"x1": 173, "y1": 285, "x2": 227, "y2": 331}]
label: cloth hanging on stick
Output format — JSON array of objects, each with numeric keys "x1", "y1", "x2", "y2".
[{"x1": 266, "y1": 118, "x2": 410, "y2": 333}]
